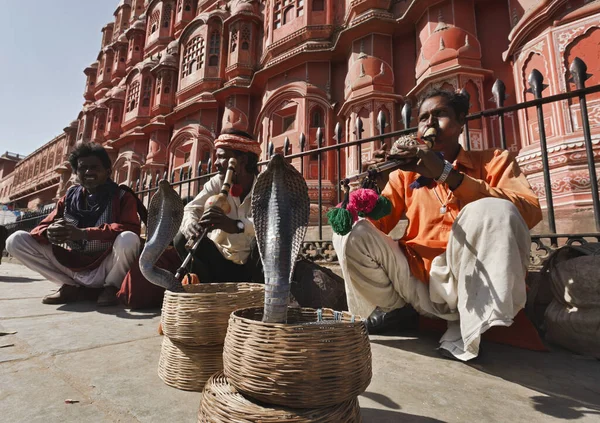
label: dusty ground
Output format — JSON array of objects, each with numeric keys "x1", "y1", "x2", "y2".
[{"x1": 1, "y1": 262, "x2": 599, "y2": 423}]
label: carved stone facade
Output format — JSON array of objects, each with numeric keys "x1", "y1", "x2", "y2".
[{"x1": 3, "y1": 0, "x2": 600, "y2": 230}]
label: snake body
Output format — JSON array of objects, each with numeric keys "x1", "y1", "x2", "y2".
[
  {"x1": 139, "y1": 179, "x2": 184, "y2": 292},
  {"x1": 252, "y1": 154, "x2": 310, "y2": 323}
]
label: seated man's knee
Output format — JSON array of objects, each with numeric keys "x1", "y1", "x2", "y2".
[
  {"x1": 173, "y1": 232, "x2": 187, "y2": 253},
  {"x1": 113, "y1": 231, "x2": 141, "y2": 253},
  {"x1": 5, "y1": 231, "x2": 30, "y2": 256},
  {"x1": 461, "y1": 198, "x2": 519, "y2": 220}
]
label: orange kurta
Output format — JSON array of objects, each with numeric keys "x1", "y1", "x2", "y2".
[{"x1": 373, "y1": 148, "x2": 542, "y2": 284}]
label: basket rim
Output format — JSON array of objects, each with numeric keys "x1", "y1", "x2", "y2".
[
  {"x1": 229, "y1": 306, "x2": 366, "y2": 329},
  {"x1": 166, "y1": 282, "x2": 265, "y2": 297}
]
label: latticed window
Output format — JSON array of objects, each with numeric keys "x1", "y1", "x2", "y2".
[
  {"x1": 149, "y1": 10, "x2": 160, "y2": 33},
  {"x1": 209, "y1": 30, "x2": 220, "y2": 66},
  {"x1": 127, "y1": 81, "x2": 140, "y2": 112},
  {"x1": 163, "y1": 74, "x2": 172, "y2": 94},
  {"x1": 181, "y1": 36, "x2": 204, "y2": 78},
  {"x1": 41, "y1": 156, "x2": 47, "y2": 172},
  {"x1": 241, "y1": 25, "x2": 251, "y2": 50},
  {"x1": 47, "y1": 153, "x2": 54, "y2": 170},
  {"x1": 156, "y1": 74, "x2": 162, "y2": 94},
  {"x1": 142, "y1": 78, "x2": 152, "y2": 107},
  {"x1": 230, "y1": 26, "x2": 238, "y2": 52},
  {"x1": 274, "y1": 0, "x2": 303, "y2": 28},
  {"x1": 184, "y1": 0, "x2": 192, "y2": 11},
  {"x1": 162, "y1": 3, "x2": 173, "y2": 28}
]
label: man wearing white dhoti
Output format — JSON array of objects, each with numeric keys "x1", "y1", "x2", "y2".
[{"x1": 333, "y1": 89, "x2": 542, "y2": 361}]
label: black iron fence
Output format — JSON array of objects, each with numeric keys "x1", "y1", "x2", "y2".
[{"x1": 5, "y1": 57, "x2": 600, "y2": 266}]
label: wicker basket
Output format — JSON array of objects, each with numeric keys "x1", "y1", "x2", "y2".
[
  {"x1": 223, "y1": 307, "x2": 372, "y2": 408},
  {"x1": 158, "y1": 336, "x2": 224, "y2": 392},
  {"x1": 161, "y1": 283, "x2": 264, "y2": 346},
  {"x1": 198, "y1": 372, "x2": 362, "y2": 423}
]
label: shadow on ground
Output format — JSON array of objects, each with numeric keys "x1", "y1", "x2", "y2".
[
  {"x1": 371, "y1": 330, "x2": 600, "y2": 421},
  {"x1": 57, "y1": 302, "x2": 161, "y2": 320},
  {"x1": 0, "y1": 276, "x2": 43, "y2": 283},
  {"x1": 362, "y1": 408, "x2": 447, "y2": 422}
]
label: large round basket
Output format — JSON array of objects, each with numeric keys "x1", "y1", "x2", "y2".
[
  {"x1": 158, "y1": 336, "x2": 224, "y2": 392},
  {"x1": 161, "y1": 283, "x2": 264, "y2": 346},
  {"x1": 198, "y1": 372, "x2": 362, "y2": 423},
  {"x1": 223, "y1": 307, "x2": 371, "y2": 409}
]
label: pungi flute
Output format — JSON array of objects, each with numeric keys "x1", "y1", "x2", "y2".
[{"x1": 174, "y1": 157, "x2": 237, "y2": 280}]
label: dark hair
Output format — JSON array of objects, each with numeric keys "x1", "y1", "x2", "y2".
[
  {"x1": 418, "y1": 88, "x2": 470, "y2": 120},
  {"x1": 219, "y1": 128, "x2": 260, "y2": 175},
  {"x1": 68, "y1": 143, "x2": 112, "y2": 172}
]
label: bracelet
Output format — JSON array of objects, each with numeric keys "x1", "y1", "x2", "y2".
[{"x1": 435, "y1": 161, "x2": 454, "y2": 184}]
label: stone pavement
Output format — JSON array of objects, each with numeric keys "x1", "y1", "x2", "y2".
[{"x1": 1, "y1": 261, "x2": 599, "y2": 423}]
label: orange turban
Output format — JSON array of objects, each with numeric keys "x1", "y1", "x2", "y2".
[{"x1": 214, "y1": 133, "x2": 262, "y2": 157}]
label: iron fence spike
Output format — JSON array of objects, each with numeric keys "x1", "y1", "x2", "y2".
[
  {"x1": 268, "y1": 141, "x2": 274, "y2": 157},
  {"x1": 528, "y1": 69, "x2": 547, "y2": 99},
  {"x1": 299, "y1": 133, "x2": 306, "y2": 151},
  {"x1": 570, "y1": 57, "x2": 591, "y2": 90},
  {"x1": 401, "y1": 102, "x2": 412, "y2": 129},
  {"x1": 316, "y1": 127, "x2": 323, "y2": 147},
  {"x1": 377, "y1": 110, "x2": 386, "y2": 135},
  {"x1": 334, "y1": 122, "x2": 342, "y2": 143},
  {"x1": 492, "y1": 79, "x2": 507, "y2": 108},
  {"x1": 284, "y1": 137, "x2": 290, "y2": 155}
]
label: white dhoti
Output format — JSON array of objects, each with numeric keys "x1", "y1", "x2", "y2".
[
  {"x1": 6, "y1": 231, "x2": 140, "y2": 289},
  {"x1": 333, "y1": 198, "x2": 531, "y2": 361}
]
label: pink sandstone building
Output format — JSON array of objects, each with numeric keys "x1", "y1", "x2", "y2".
[{"x1": 4, "y1": 0, "x2": 600, "y2": 232}]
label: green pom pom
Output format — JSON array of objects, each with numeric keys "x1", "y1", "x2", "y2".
[
  {"x1": 327, "y1": 207, "x2": 353, "y2": 235},
  {"x1": 366, "y1": 196, "x2": 392, "y2": 220}
]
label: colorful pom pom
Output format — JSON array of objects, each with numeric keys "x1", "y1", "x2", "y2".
[
  {"x1": 327, "y1": 207, "x2": 354, "y2": 235},
  {"x1": 348, "y1": 188, "x2": 379, "y2": 214},
  {"x1": 366, "y1": 195, "x2": 392, "y2": 220}
]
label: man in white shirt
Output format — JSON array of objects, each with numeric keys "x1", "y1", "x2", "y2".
[{"x1": 174, "y1": 128, "x2": 263, "y2": 283}]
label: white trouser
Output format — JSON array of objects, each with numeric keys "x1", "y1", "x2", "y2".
[
  {"x1": 6, "y1": 231, "x2": 140, "y2": 289},
  {"x1": 333, "y1": 198, "x2": 531, "y2": 361}
]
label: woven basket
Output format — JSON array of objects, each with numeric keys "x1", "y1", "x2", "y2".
[
  {"x1": 158, "y1": 336, "x2": 224, "y2": 392},
  {"x1": 223, "y1": 307, "x2": 372, "y2": 408},
  {"x1": 161, "y1": 283, "x2": 264, "y2": 346},
  {"x1": 198, "y1": 372, "x2": 362, "y2": 423}
]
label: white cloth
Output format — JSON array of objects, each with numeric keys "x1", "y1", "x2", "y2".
[
  {"x1": 333, "y1": 198, "x2": 531, "y2": 361},
  {"x1": 180, "y1": 174, "x2": 256, "y2": 265},
  {"x1": 6, "y1": 230, "x2": 140, "y2": 289}
]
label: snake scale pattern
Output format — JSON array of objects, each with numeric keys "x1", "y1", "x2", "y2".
[
  {"x1": 252, "y1": 154, "x2": 310, "y2": 323},
  {"x1": 139, "y1": 179, "x2": 185, "y2": 292}
]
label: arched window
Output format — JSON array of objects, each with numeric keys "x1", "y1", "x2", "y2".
[
  {"x1": 311, "y1": 107, "x2": 323, "y2": 128},
  {"x1": 127, "y1": 81, "x2": 140, "y2": 112},
  {"x1": 184, "y1": 0, "x2": 192, "y2": 11},
  {"x1": 241, "y1": 25, "x2": 251, "y2": 50},
  {"x1": 149, "y1": 10, "x2": 160, "y2": 33},
  {"x1": 181, "y1": 36, "x2": 204, "y2": 77},
  {"x1": 312, "y1": 0, "x2": 324, "y2": 11},
  {"x1": 209, "y1": 30, "x2": 220, "y2": 66},
  {"x1": 142, "y1": 77, "x2": 152, "y2": 107},
  {"x1": 162, "y1": 3, "x2": 173, "y2": 28}
]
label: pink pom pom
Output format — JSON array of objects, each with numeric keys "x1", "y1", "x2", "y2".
[
  {"x1": 336, "y1": 202, "x2": 358, "y2": 222},
  {"x1": 348, "y1": 188, "x2": 379, "y2": 214}
]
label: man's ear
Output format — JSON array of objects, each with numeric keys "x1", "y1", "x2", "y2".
[{"x1": 457, "y1": 113, "x2": 467, "y2": 127}]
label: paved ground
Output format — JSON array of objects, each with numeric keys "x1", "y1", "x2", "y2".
[{"x1": 1, "y1": 262, "x2": 599, "y2": 423}]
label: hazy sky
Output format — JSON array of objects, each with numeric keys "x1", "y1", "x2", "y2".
[{"x1": 0, "y1": 0, "x2": 117, "y2": 156}]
